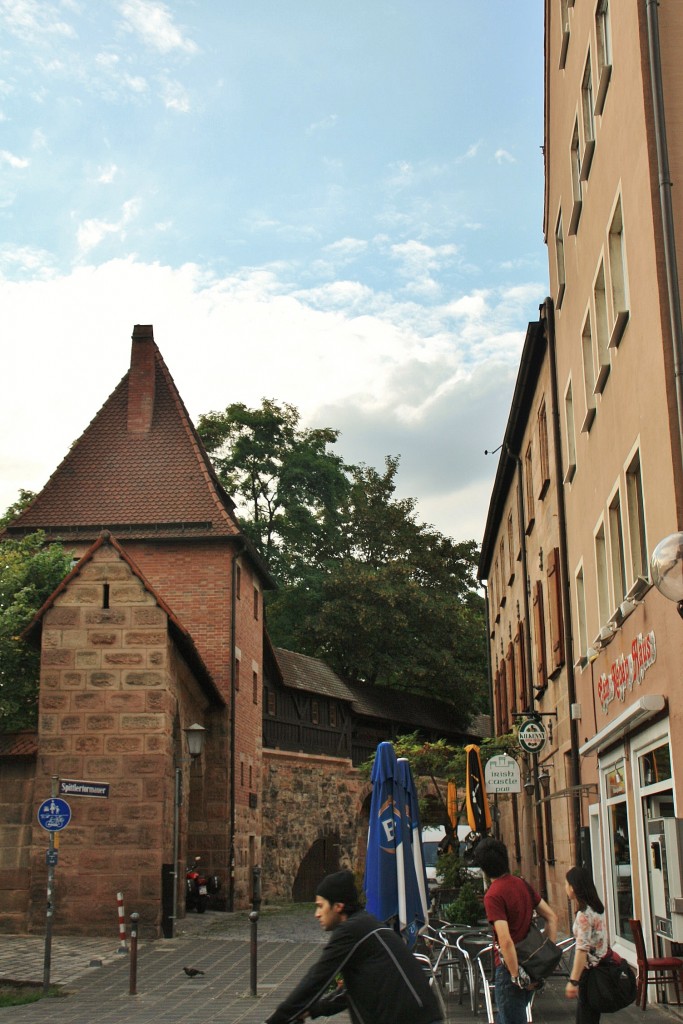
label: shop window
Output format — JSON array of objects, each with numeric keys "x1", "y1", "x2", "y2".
[
  {"x1": 564, "y1": 379, "x2": 577, "y2": 482},
  {"x1": 626, "y1": 450, "x2": 648, "y2": 580},
  {"x1": 639, "y1": 744, "x2": 672, "y2": 788}
]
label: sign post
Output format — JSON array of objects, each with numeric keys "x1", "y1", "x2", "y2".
[{"x1": 38, "y1": 781, "x2": 71, "y2": 994}]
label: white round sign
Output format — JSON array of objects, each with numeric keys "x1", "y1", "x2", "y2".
[{"x1": 517, "y1": 718, "x2": 548, "y2": 754}]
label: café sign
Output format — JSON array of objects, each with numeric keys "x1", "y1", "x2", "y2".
[
  {"x1": 597, "y1": 630, "x2": 657, "y2": 714},
  {"x1": 517, "y1": 717, "x2": 548, "y2": 754}
]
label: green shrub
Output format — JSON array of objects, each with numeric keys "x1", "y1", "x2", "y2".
[{"x1": 443, "y1": 881, "x2": 483, "y2": 927}]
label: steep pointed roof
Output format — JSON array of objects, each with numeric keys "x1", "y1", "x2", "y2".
[{"x1": 6, "y1": 327, "x2": 271, "y2": 584}]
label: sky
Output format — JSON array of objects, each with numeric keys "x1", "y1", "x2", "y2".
[{"x1": 1, "y1": 0, "x2": 547, "y2": 544}]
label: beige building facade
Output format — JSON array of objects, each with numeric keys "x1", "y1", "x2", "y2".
[{"x1": 481, "y1": 0, "x2": 683, "y2": 987}]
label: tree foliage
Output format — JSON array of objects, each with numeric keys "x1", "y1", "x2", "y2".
[
  {"x1": 198, "y1": 400, "x2": 488, "y2": 716},
  {"x1": 0, "y1": 522, "x2": 73, "y2": 732}
]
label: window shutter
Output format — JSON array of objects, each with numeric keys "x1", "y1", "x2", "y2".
[
  {"x1": 514, "y1": 623, "x2": 527, "y2": 709},
  {"x1": 547, "y1": 547, "x2": 565, "y2": 669},
  {"x1": 532, "y1": 581, "x2": 547, "y2": 691},
  {"x1": 500, "y1": 658, "x2": 508, "y2": 733},
  {"x1": 507, "y1": 641, "x2": 516, "y2": 718}
]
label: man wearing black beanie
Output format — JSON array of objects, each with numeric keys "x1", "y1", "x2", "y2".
[{"x1": 264, "y1": 869, "x2": 443, "y2": 1024}]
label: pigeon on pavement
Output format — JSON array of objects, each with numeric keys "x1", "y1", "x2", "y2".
[{"x1": 183, "y1": 967, "x2": 205, "y2": 977}]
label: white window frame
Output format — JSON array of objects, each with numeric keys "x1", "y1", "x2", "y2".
[
  {"x1": 625, "y1": 446, "x2": 649, "y2": 583},
  {"x1": 555, "y1": 209, "x2": 566, "y2": 309},
  {"x1": 593, "y1": 260, "x2": 611, "y2": 393},
  {"x1": 564, "y1": 377, "x2": 577, "y2": 482},
  {"x1": 608, "y1": 481, "x2": 627, "y2": 608},
  {"x1": 574, "y1": 562, "x2": 588, "y2": 664},
  {"x1": 599, "y1": 747, "x2": 636, "y2": 956},
  {"x1": 581, "y1": 51, "x2": 596, "y2": 179},
  {"x1": 595, "y1": 518, "x2": 610, "y2": 627},
  {"x1": 608, "y1": 194, "x2": 630, "y2": 347},
  {"x1": 581, "y1": 307, "x2": 597, "y2": 432},
  {"x1": 569, "y1": 119, "x2": 583, "y2": 235},
  {"x1": 595, "y1": 0, "x2": 613, "y2": 115}
]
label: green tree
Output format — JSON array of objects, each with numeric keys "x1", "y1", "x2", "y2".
[
  {"x1": 197, "y1": 399, "x2": 352, "y2": 582},
  {"x1": 0, "y1": 497, "x2": 73, "y2": 732}
]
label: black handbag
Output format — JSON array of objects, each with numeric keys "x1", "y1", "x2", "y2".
[
  {"x1": 514, "y1": 920, "x2": 564, "y2": 980},
  {"x1": 584, "y1": 954, "x2": 637, "y2": 1013}
]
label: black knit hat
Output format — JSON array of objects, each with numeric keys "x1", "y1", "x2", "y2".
[{"x1": 316, "y1": 870, "x2": 358, "y2": 907}]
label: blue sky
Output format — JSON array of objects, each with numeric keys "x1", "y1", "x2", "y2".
[{"x1": 1, "y1": 0, "x2": 546, "y2": 542}]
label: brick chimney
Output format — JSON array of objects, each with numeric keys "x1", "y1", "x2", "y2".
[{"x1": 127, "y1": 324, "x2": 156, "y2": 434}]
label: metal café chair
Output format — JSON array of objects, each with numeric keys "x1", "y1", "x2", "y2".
[
  {"x1": 456, "y1": 929, "x2": 495, "y2": 1013},
  {"x1": 413, "y1": 952, "x2": 448, "y2": 1020}
]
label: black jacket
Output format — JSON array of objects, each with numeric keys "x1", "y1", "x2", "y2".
[{"x1": 265, "y1": 910, "x2": 442, "y2": 1024}]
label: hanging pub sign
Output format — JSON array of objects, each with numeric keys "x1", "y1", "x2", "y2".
[
  {"x1": 517, "y1": 717, "x2": 548, "y2": 755},
  {"x1": 484, "y1": 754, "x2": 521, "y2": 794}
]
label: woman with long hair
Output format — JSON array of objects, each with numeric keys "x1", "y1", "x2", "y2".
[{"x1": 565, "y1": 866, "x2": 608, "y2": 1024}]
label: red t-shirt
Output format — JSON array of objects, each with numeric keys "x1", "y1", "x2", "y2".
[{"x1": 484, "y1": 874, "x2": 541, "y2": 963}]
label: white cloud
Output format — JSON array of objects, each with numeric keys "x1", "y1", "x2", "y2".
[
  {"x1": 76, "y1": 198, "x2": 141, "y2": 255},
  {"x1": 495, "y1": 148, "x2": 516, "y2": 164},
  {"x1": 1, "y1": 0, "x2": 77, "y2": 42},
  {"x1": 306, "y1": 114, "x2": 338, "y2": 135},
  {"x1": 0, "y1": 149, "x2": 29, "y2": 168},
  {"x1": 97, "y1": 163, "x2": 119, "y2": 184},
  {"x1": 119, "y1": 0, "x2": 198, "y2": 55},
  {"x1": 160, "y1": 78, "x2": 190, "y2": 112}
]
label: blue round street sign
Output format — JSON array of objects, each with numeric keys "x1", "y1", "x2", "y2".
[{"x1": 37, "y1": 797, "x2": 72, "y2": 832}]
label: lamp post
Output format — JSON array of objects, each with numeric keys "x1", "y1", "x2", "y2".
[
  {"x1": 172, "y1": 724, "x2": 206, "y2": 937},
  {"x1": 651, "y1": 532, "x2": 683, "y2": 617}
]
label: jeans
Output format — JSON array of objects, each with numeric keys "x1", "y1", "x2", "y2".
[{"x1": 495, "y1": 964, "x2": 531, "y2": 1024}]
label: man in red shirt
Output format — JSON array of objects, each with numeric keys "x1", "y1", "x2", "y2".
[{"x1": 473, "y1": 838, "x2": 558, "y2": 1024}]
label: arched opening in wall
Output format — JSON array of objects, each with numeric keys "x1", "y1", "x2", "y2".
[{"x1": 292, "y1": 831, "x2": 341, "y2": 902}]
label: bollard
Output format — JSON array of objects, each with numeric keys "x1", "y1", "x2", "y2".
[
  {"x1": 117, "y1": 892, "x2": 128, "y2": 952},
  {"x1": 249, "y1": 910, "x2": 259, "y2": 997},
  {"x1": 129, "y1": 912, "x2": 139, "y2": 995}
]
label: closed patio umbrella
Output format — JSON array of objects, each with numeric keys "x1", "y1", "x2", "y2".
[
  {"x1": 364, "y1": 741, "x2": 426, "y2": 947},
  {"x1": 464, "y1": 743, "x2": 492, "y2": 836}
]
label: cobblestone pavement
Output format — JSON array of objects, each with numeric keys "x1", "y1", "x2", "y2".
[{"x1": 2, "y1": 908, "x2": 683, "y2": 1024}]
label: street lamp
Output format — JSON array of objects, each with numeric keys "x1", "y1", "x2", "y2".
[
  {"x1": 171, "y1": 723, "x2": 207, "y2": 937},
  {"x1": 184, "y1": 723, "x2": 206, "y2": 759},
  {"x1": 651, "y1": 532, "x2": 683, "y2": 617}
]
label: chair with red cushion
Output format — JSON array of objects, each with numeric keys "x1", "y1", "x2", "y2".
[{"x1": 629, "y1": 918, "x2": 683, "y2": 1009}]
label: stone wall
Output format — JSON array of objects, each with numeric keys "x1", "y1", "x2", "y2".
[
  {"x1": 0, "y1": 756, "x2": 35, "y2": 931},
  {"x1": 261, "y1": 749, "x2": 370, "y2": 903}
]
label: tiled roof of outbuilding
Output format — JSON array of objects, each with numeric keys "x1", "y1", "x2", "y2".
[{"x1": 273, "y1": 647, "x2": 357, "y2": 702}]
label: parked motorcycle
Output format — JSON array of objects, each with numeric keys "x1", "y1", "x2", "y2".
[{"x1": 185, "y1": 857, "x2": 221, "y2": 913}]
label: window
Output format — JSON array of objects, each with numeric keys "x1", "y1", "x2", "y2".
[
  {"x1": 330, "y1": 705, "x2": 338, "y2": 728},
  {"x1": 506, "y1": 642, "x2": 517, "y2": 719},
  {"x1": 499, "y1": 658, "x2": 509, "y2": 734},
  {"x1": 581, "y1": 312, "x2": 597, "y2": 431},
  {"x1": 253, "y1": 586, "x2": 260, "y2": 620},
  {"x1": 532, "y1": 581, "x2": 547, "y2": 692},
  {"x1": 514, "y1": 623, "x2": 526, "y2": 710},
  {"x1": 559, "y1": 0, "x2": 571, "y2": 68},
  {"x1": 311, "y1": 700, "x2": 319, "y2": 725},
  {"x1": 267, "y1": 690, "x2": 276, "y2": 716},
  {"x1": 555, "y1": 211, "x2": 566, "y2": 308},
  {"x1": 595, "y1": 0, "x2": 613, "y2": 115},
  {"x1": 593, "y1": 263, "x2": 610, "y2": 393},
  {"x1": 581, "y1": 53, "x2": 596, "y2": 179},
  {"x1": 608, "y1": 197, "x2": 629, "y2": 347},
  {"x1": 595, "y1": 523, "x2": 610, "y2": 625},
  {"x1": 525, "y1": 443, "x2": 535, "y2": 531},
  {"x1": 538, "y1": 400, "x2": 550, "y2": 499},
  {"x1": 564, "y1": 380, "x2": 577, "y2": 482},
  {"x1": 507, "y1": 511, "x2": 515, "y2": 582},
  {"x1": 609, "y1": 489, "x2": 627, "y2": 606},
  {"x1": 626, "y1": 451, "x2": 648, "y2": 579},
  {"x1": 235, "y1": 656, "x2": 240, "y2": 692},
  {"x1": 240, "y1": 759, "x2": 245, "y2": 787},
  {"x1": 252, "y1": 670, "x2": 258, "y2": 705},
  {"x1": 547, "y1": 547, "x2": 565, "y2": 671},
  {"x1": 575, "y1": 566, "x2": 588, "y2": 662},
  {"x1": 499, "y1": 540, "x2": 506, "y2": 604},
  {"x1": 569, "y1": 121, "x2": 583, "y2": 235}
]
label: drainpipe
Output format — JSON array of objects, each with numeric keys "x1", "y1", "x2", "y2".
[
  {"x1": 646, "y1": 0, "x2": 683, "y2": 481},
  {"x1": 542, "y1": 298, "x2": 583, "y2": 864},
  {"x1": 228, "y1": 539, "x2": 246, "y2": 913},
  {"x1": 507, "y1": 447, "x2": 548, "y2": 899}
]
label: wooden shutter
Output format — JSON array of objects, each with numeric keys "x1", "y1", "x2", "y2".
[
  {"x1": 514, "y1": 623, "x2": 527, "y2": 710},
  {"x1": 547, "y1": 547, "x2": 565, "y2": 670},
  {"x1": 532, "y1": 581, "x2": 547, "y2": 691},
  {"x1": 507, "y1": 641, "x2": 516, "y2": 718},
  {"x1": 499, "y1": 660, "x2": 508, "y2": 734}
]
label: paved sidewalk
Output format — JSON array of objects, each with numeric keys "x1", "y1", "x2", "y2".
[{"x1": 2, "y1": 909, "x2": 683, "y2": 1024}]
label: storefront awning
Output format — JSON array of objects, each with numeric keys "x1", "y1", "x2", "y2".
[{"x1": 579, "y1": 695, "x2": 666, "y2": 757}]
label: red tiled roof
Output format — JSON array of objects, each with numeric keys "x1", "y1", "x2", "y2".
[
  {"x1": 0, "y1": 731, "x2": 38, "y2": 757},
  {"x1": 6, "y1": 332, "x2": 241, "y2": 542}
]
